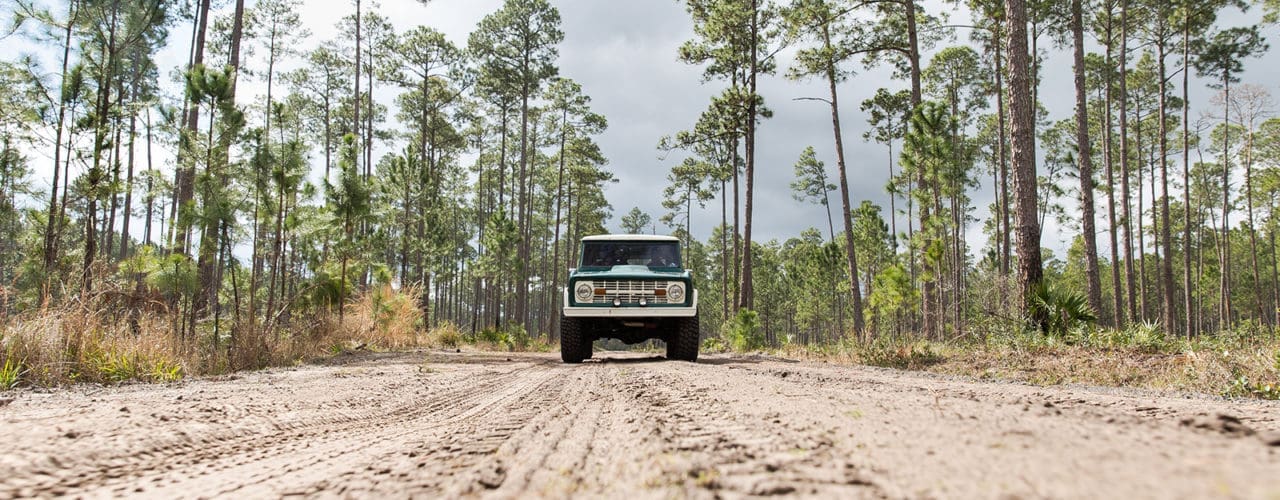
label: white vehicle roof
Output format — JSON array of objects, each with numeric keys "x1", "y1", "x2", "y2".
[{"x1": 581, "y1": 234, "x2": 679, "y2": 242}]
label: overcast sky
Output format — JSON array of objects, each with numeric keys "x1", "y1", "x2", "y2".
[{"x1": 14, "y1": 0, "x2": 1280, "y2": 258}]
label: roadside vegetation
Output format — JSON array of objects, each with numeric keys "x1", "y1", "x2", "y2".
[
  {"x1": 0, "y1": 286, "x2": 535, "y2": 389},
  {"x1": 700, "y1": 287, "x2": 1280, "y2": 400}
]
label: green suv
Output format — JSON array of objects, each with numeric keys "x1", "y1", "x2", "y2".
[{"x1": 560, "y1": 235, "x2": 699, "y2": 363}]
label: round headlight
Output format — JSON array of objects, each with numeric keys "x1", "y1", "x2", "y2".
[
  {"x1": 575, "y1": 282, "x2": 594, "y2": 301},
  {"x1": 667, "y1": 283, "x2": 685, "y2": 302}
]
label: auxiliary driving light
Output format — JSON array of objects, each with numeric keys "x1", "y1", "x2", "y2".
[
  {"x1": 613, "y1": 297, "x2": 622, "y2": 307},
  {"x1": 639, "y1": 297, "x2": 649, "y2": 307}
]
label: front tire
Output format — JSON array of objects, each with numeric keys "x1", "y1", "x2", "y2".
[
  {"x1": 560, "y1": 315, "x2": 587, "y2": 363},
  {"x1": 666, "y1": 315, "x2": 700, "y2": 362}
]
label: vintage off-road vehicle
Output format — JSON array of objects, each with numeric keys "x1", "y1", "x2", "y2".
[{"x1": 560, "y1": 235, "x2": 699, "y2": 363}]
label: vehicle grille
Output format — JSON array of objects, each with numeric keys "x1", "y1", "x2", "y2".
[{"x1": 591, "y1": 280, "x2": 672, "y2": 305}]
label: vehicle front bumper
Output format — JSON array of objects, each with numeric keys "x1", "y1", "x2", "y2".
[{"x1": 562, "y1": 290, "x2": 698, "y2": 318}]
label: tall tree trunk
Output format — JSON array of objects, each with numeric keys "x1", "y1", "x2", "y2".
[
  {"x1": 143, "y1": 108, "x2": 155, "y2": 246},
  {"x1": 995, "y1": 24, "x2": 1011, "y2": 284},
  {"x1": 119, "y1": 81, "x2": 138, "y2": 261},
  {"x1": 903, "y1": 0, "x2": 930, "y2": 337},
  {"x1": 1104, "y1": 0, "x2": 1124, "y2": 327},
  {"x1": 516, "y1": 75, "x2": 532, "y2": 331},
  {"x1": 1244, "y1": 119, "x2": 1263, "y2": 325},
  {"x1": 822, "y1": 24, "x2": 865, "y2": 336},
  {"x1": 1181, "y1": 10, "x2": 1195, "y2": 337},
  {"x1": 174, "y1": 0, "x2": 211, "y2": 255},
  {"x1": 195, "y1": 0, "x2": 245, "y2": 315},
  {"x1": 551, "y1": 107, "x2": 570, "y2": 335},
  {"x1": 1005, "y1": 0, "x2": 1044, "y2": 323},
  {"x1": 1157, "y1": 39, "x2": 1177, "y2": 335},
  {"x1": 1118, "y1": 0, "x2": 1138, "y2": 326},
  {"x1": 44, "y1": 0, "x2": 78, "y2": 293},
  {"x1": 84, "y1": 0, "x2": 122, "y2": 294},
  {"x1": 353, "y1": 0, "x2": 362, "y2": 153},
  {"x1": 738, "y1": 0, "x2": 759, "y2": 311},
  {"x1": 1072, "y1": 0, "x2": 1103, "y2": 319},
  {"x1": 1220, "y1": 77, "x2": 1233, "y2": 327},
  {"x1": 1135, "y1": 98, "x2": 1148, "y2": 322},
  {"x1": 721, "y1": 179, "x2": 728, "y2": 324}
]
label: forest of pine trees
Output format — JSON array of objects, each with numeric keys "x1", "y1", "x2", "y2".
[
  {"x1": 658, "y1": 0, "x2": 1280, "y2": 347},
  {"x1": 1, "y1": 0, "x2": 1279, "y2": 370}
]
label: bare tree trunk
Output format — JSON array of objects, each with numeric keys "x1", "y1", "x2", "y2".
[
  {"x1": 1157, "y1": 39, "x2": 1177, "y2": 335},
  {"x1": 1220, "y1": 78, "x2": 1233, "y2": 328},
  {"x1": 44, "y1": 0, "x2": 79, "y2": 292},
  {"x1": 1103, "y1": 0, "x2": 1124, "y2": 327},
  {"x1": 1181, "y1": 12, "x2": 1195, "y2": 337},
  {"x1": 84, "y1": 1, "x2": 122, "y2": 294},
  {"x1": 1135, "y1": 99, "x2": 1148, "y2": 322},
  {"x1": 738, "y1": 0, "x2": 760, "y2": 311},
  {"x1": 143, "y1": 108, "x2": 155, "y2": 246},
  {"x1": 1119, "y1": 0, "x2": 1137, "y2": 325},
  {"x1": 353, "y1": 0, "x2": 362, "y2": 152},
  {"x1": 1073, "y1": 0, "x2": 1104, "y2": 319},
  {"x1": 119, "y1": 81, "x2": 138, "y2": 261},
  {"x1": 174, "y1": 0, "x2": 211, "y2": 256},
  {"x1": 1005, "y1": 0, "x2": 1044, "y2": 324},
  {"x1": 822, "y1": 24, "x2": 864, "y2": 336},
  {"x1": 194, "y1": 0, "x2": 245, "y2": 316}
]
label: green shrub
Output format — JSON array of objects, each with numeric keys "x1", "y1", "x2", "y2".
[
  {"x1": 1, "y1": 356, "x2": 24, "y2": 390},
  {"x1": 429, "y1": 323, "x2": 463, "y2": 347},
  {"x1": 148, "y1": 359, "x2": 184, "y2": 383},
  {"x1": 723, "y1": 309, "x2": 764, "y2": 352},
  {"x1": 1029, "y1": 283, "x2": 1097, "y2": 337},
  {"x1": 701, "y1": 336, "x2": 728, "y2": 353},
  {"x1": 504, "y1": 325, "x2": 529, "y2": 351},
  {"x1": 856, "y1": 339, "x2": 945, "y2": 370},
  {"x1": 93, "y1": 351, "x2": 139, "y2": 384},
  {"x1": 1226, "y1": 375, "x2": 1280, "y2": 400}
]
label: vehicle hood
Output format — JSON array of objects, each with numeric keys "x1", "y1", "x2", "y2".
[{"x1": 571, "y1": 265, "x2": 691, "y2": 280}]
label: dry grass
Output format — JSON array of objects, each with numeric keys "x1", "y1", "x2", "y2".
[
  {"x1": 341, "y1": 285, "x2": 426, "y2": 350},
  {"x1": 0, "y1": 286, "x2": 457, "y2": 389},
  {"x1": 0, "y1": 306, "x2": 190, "y2": 386},
  {"x1": 779, "y1": 331, "x2": 1280, "y2": 400}
]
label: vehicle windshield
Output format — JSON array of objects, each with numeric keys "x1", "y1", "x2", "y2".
[{"x1": 580, "y1": 241, "x2": 682, "y2": 269}]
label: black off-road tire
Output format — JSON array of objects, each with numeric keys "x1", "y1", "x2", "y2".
[
  {"x1": 666, "y1": 315, "x2": 700, "y2": 362},
  {"x1": 560, "y1": 315, "x2": 587, "y2": 363}
]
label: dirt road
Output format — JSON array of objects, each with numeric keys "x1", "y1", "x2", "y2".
[{"x1": 2, "y1": 350, "x2": 1278, "y2": 499}]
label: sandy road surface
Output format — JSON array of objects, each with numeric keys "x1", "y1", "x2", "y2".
[{"x1": 2, "y1": 350, "x2": 1279, "y2": 499}]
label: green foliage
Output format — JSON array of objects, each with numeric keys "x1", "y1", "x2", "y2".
[
  {"x1": 1070, "y1": 321, "x2": 1170, "y2": 353},
  {"x1": 855, "y1": 338, "x2": 945, "y2": 370},
  {"x1": 724, "y1": 308, "x2": 764, "y2": 351},
  {"x1": 468, "y1": 323, "x2": 529, "y2": 351},
  {"x1": 429, "y1": 323, "x2": 463, "y2": 347},
  {"x1": 1193, "y1": 26, "x2": 1269, "y2": 88},
  {"x1": 149, "y1": 253, "x2": 199, "y2": 298},
  {"x1": 1226, "y1": 376, "x2": 1280, "y2": 400},
  {"x1": 91, "y1": 351, "x2": 139, "y2": 384},
  {"x1": 469, "y1": 0, "x2": 564, "y2": 96},
  {"x1": 790, "y1": 146, "x2": 835, "y2": 207},
  {"x1": 1028, "y1": 282, "x2": 1098, "y2": 337},
  {"x1": 700, "y1": 336, "x2": 728, "y2": 353},
  {"x1": 868, "y1": 265, "x2": 917, "y2": 326},
  {"x1": 620, "y1": 207, "x2": 652, "y2": 234},
  {"x1": 149, "y1": 360, "x2": 184, "y2": 383},
  {"x1": 302, "y1": 270, "x2": 345, "y2": 311},
  {"x1": 0, "y1": 356, "x2": 25, "y2": 390}
]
